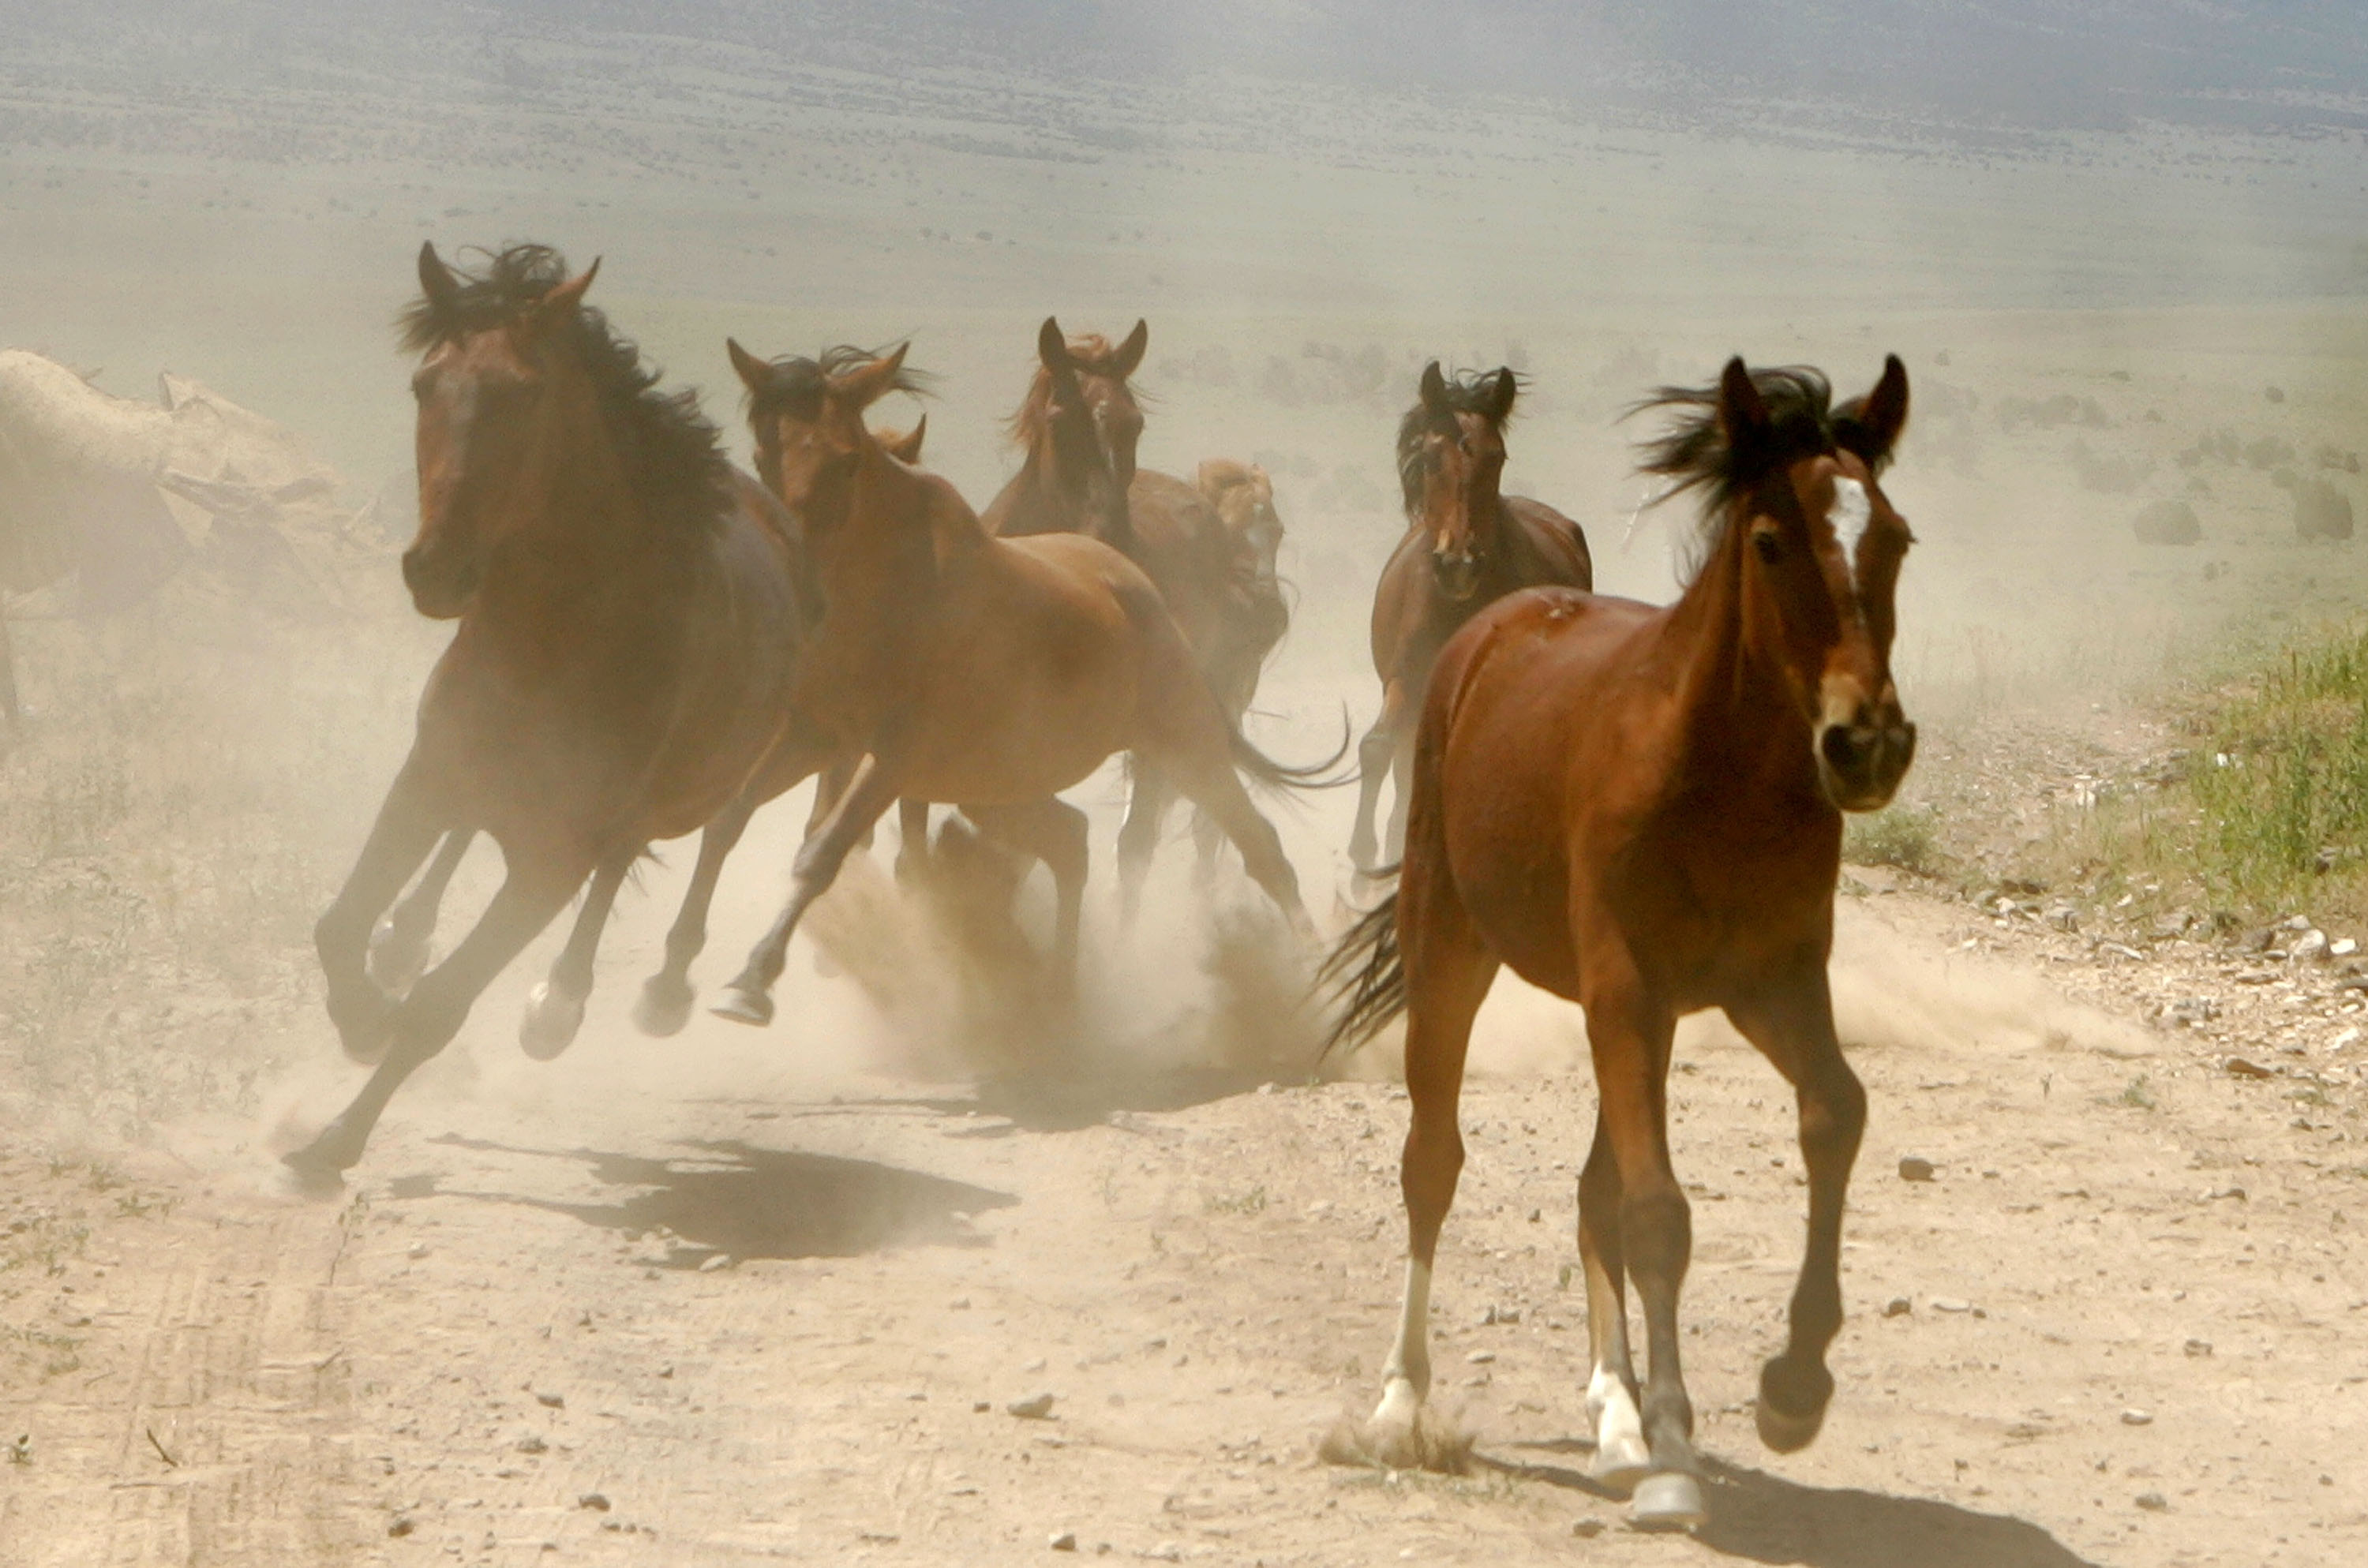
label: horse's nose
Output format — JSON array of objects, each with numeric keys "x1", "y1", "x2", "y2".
[
  {"x1": 1433, "y1": 549, "x2": 1479, "y2": 600},
  {"x1": 1816, "y1": 716, "x2": 1917, "y2": 810}
]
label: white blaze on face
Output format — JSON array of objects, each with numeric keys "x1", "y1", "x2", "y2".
[{"x1": 1829, "y1": 476, "x2": 1872, "y2": 584}]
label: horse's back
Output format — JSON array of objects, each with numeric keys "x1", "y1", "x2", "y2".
[{"x1": 1506, "y1": 496, "x2": 1594, "y2": 592}]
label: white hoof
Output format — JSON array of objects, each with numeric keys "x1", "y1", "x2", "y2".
[
  {"x1": 519, "y1": 981, "x2": 585, "y2": 1061},
  {"x1": 1588, "y1": 1431, "x2": 1652, "y2": 1495},
  {"x1": 1628, "y1": 1471, "x2": 1707, "y2": 1532},
  {"x1": 1372, "y1": 1377, "x2": 1422, "y2": 1431},
  {"x1": 366, "y1": 919, "x2": 430, "y2": 995}
]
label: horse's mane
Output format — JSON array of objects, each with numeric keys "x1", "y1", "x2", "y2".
[
  {"x1": 398, "y1": 243, "x2": 727, "y2": 540},
  {"x1": 1007, "y1": 334, "x2": 1133, "y2": 451},
  {"x1": 1396, "y1": 368, "x2": 1519, "y2": 517},
  {"x1": 1629, "y1": 364, "x2": 1888, "y2": 576},
  {"x1": 740, "y1": 344, "x2": 934, "y2": 428}
]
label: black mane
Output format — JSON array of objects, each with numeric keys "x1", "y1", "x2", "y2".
[
  {"x1": 399, "y1": 244, "x2": 728, "y2": 539},
  {"x1": 1629, "y1": 365, "x2": 1873, "y2": 571},
  {"x1": 1396, "y1": 367, "x2": 1519, "y2": 517},
  {"x1": 739, "y1": 344, "x2": 933, "y2": 427}
]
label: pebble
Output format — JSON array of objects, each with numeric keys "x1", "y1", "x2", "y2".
[
  {"x1": 388, "y1": 1516, "x2": 416, "y2": 1538},
  {"x1": 534, "y1": 1390, "x2": 564, "y2": 1409},
  {"x1": 407, "y1": 1242, "x2": 428, "y2": 1259},
  {"x1": 515, "y1": 1434, "x2": 548, "y2": 1454},
  {"x1": 2223, "y1": 1057, "x2": 2274, "y2": 1079},
  {"x1": 2184, "y1": 1338, "x2": 2213, "y2": 1357},
  {"x1": 1023, "y1": 1357, "x2": 1048, "y2": 1374},
  {"x1": 1572, "y1": 1519, "x2": 1606, "y2": 1538},
  {"x1": 1007, "y1": 1393, "x2": 1056, "y2": 1420},
  {"x1": 1898, "y1": 1156, "x2": 1937, "y2": 1183},
  {"x1": 2336, "y1": 938, "x2": 2360, "y2": 959},
  {"x1": 577, "y1": 1493, "x2": 611, "y2": 1512},
  {"x1": 2294, "y1": 930, "x2": 2331, "y2": 962},
  {"x1": 1930, "y1": 1297, "x2": 1973, "y2": 1314},
  {"x1": 1048, "y1": 1531, "x2": 1077, "y2": 1551},
  {"x1": 2121, "y1": 1409, "x2": 2153, "y2": 1426},
  {"x1": 1467, "y1": 1350, "x2": 1496, "y2": 1364},
  {"x1": 1883, "y1": 1297, "x2": 1913, "y2": 1317},
  {"x1": 698, "y1": 1253, "x2": 735, "y2": 1273},
  {"x1": 2135, "y1": 1491, "x2": 2168, "y2": 1512},
  {"x1": 2204, "y1": 1184, "x2": 2247, "y2": 1203}
]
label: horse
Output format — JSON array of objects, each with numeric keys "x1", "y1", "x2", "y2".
[
  {"x1": 1320, "y1": 357, "x2": 1917, "y2": 1531},
  {"x1": 280, "y1": 243, "x2": 814, "y2": 1179},
  {"x1": 365, "y1": 416, "x2": 932, "y2": 1012},
  {"x1": 1184, "y1": 459, "x2": 1292, "y2": 872},
  {"x1": 982, "y1": 318, "x2": 1294, "y2": 916},
  {"x1": 1347, "y1": 362, "x2": 1594, "y2": 875},
  {"x1": 706, "y1": 340, "x2": 1321, "y2": 1027}
]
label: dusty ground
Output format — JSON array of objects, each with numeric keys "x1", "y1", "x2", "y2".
[{"x1": 4, "y1": 844, "x2": 2364, "y2": 1567}]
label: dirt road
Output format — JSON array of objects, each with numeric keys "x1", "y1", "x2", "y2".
[{"x1": 6, "y1": 866, "x2": 2364, "y2": 1568}]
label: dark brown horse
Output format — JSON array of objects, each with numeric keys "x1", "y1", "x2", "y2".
[
  {"x1": 283, "y1": 244, "x2": 812, "y2": 1179},
  {"x1": 707, "y1": 342, "x2": 1318, "y2": 1026},
  {"x1": 983, "y1": 319, "x2": 1293, "y2": 915},
  {"x1": 1321, "y1": 357, "x2": 1916, "y2": 1531},
  {"x1": 1348, "y1": 363, "x2": 1594, "y2": 874}
]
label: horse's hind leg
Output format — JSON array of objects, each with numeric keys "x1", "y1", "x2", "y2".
[
  {"x1": 1369, "y1": 863, "x2": 1497, "y2": 1460},
  {"x1": 1115, "y1": 760, "x2": 1175, "y2": 928},
  {"x1": 1725, "y1": 969, "x2": 1867, "y2": 1456},
  {"x1": 1578, "y1": 1110, "x2": 1650, "y2": 1491},
  {"x1": 965, "y1": 795, "x2": 1088, "y2": 993},
  {"x1": 369, "y1": 829, "x2": 474, "y2": 994},
  {"x1": 286, "y1": 846, "x2": 589, "y2": 1181},
  {"x1": 1581, "y1": 964, "x2": 1700, "y2": 1529},
  {"x1": 1162, "y1": 752, "x2": 1312, "y2": 943},
  {"x1": 714, "y1": 755, "x2": 901, "y2": 1027},
  {"x1": 316, "y1": 762, "x2": 446, "y2": 1064},
  {"x1": 635, "y1": 795, "x2": 755, "y2": 1037},
  {"x1": 519, "y1": 847, "x2": 635, "y2": 1060}
]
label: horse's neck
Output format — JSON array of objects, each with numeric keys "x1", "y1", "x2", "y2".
[
  {"x1": 1014, "y1": 436, "x2": 1126, "y2": 548},
  {"x1": 1659, "y1": 523, "x2": 1814, "y2": 791},
  {"x1": 474, "y1": 440, "x2": 688, "y2": 655}
]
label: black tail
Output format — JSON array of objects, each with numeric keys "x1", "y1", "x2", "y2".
[
  {"x1": 1232, "y1": 703, "x2": 1356, "y2": 795},
  {"x1": 1314, "y1": 885, "x2": 1406, "y2": 1061}
]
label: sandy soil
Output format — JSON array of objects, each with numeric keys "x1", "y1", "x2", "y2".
[{"x1": 4, "y1": 851, "x2": 2363, "y2": 1568}]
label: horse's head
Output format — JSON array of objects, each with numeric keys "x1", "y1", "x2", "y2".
[
  {"x1": 1198, "y1": 458, "x2": 1283, "y2": 587},
  {"x1": 1021, "y1": 316, "x2": 1147, "y2": 541},
  {"x1": 1399, "y1": 362, "x2": 1517, "y2": 603},
  {"x1": 399, "y1": 242, "x2": 601, "y2": 618},
  {"x1": 1711, "y1": 355, "x2": 1917, "y2": 811},
  {"x1": 729, "y1": 338, "x2": 925, "y2": 532}
]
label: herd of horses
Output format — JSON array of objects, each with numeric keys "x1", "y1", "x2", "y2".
[{"x1": 283, "y1": 241, "x2": 1918, "y2": 1532}]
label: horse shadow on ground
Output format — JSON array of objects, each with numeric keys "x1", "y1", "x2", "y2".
[
  {"x1": 907, "y1": 1064, "x2": 1286, "y2": 1133},
  {"x1": 408, "y1": 1134, "x2": 1017, "y2": 1264},
  {"x1": 1486, "y1": 1441, "x2": 2102, "y2": 1568}
]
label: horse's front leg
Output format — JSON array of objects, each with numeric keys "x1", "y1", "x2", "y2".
[
  {"x1": 519, "y1": 846, "x2": 637, "y2": 1060},
  {"x1": 315, "y1": 761, "x2": 447, "y2": 1064},
  {"x1": 713, "y1": 754, "x2": 902, "y2": 1027},
  {"x1": 1725, "y1": 967, "x2": 1868, "y2": 1456},
  {"x1": 286, "y1": 843, "x2": 590, "y2": 1181},
  {"x1": 368, "y1": 829, "x2": 475, "y2": 995},
  {"x1": 1347, "y1": 679, "x2": 1406, "y2": 876}
]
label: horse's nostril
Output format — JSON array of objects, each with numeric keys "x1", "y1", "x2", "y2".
[{"x1": 1820, "y1": 725, "x2": 1864, "y2": 772}]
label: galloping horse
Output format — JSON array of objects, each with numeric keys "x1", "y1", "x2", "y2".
[
  {"x1": 1322, "y1": 357, "x2": 1916, "y2": 1530},
  {"x1": 984, "y1": 319, "x2": 1295, "y2": 915},
  {"x1": 282, "y1": 244, "x2": 811, "y2": 1178},
  {"x1": 1347, "y1": 363, "x2": 1593, "y2": 874},
  {"x1": 1185, "y1": 459, "x2": 1291, "y2": 872},
  {"x1": 707, "y1": 342, "x2": 1319, "y2": 1026}
]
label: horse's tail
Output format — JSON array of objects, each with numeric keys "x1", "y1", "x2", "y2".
[
  {"x1": 1314, "y1": 882, "x2": 1406, "y2": 1061},
  {"x1": 1230, "y1": 702, "x2": 1355, "y2": 795}
]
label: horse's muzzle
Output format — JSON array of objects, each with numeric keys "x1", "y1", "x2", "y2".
[
  {"x1": 1815, "y1": 719, "x2": 1917, "y2": 812},
  {"x1": 401, "y1": 547, "x2": 478, "y2": 619},
  {"x1": 1433, "y1": 549, "x2": 1481, "y2": 602}
]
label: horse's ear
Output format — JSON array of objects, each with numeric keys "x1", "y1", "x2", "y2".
[
  {"x1": 1715, "y1": 356, "x2": 1769, "y2": 449},
  {"x1": 418, "y1": 242, "x2": 460, "y2": 319},
  {"x1": 1418, "y1": 360, "x2": 1448, "y2": 414},
  {"x1": 1838, "y1": 354, "x2": 1910, "y2": 466},
  {"x1": 1485, "y1": 366, "x2": 1519, "y2": 422},
  {"x1": 884, "y1": 413, "x2": 927, "y2": 463},
  {"x1": 1111, "y1": 318, "x2": 1149, "y2": 380},
  {"x1": 530, "y1": 258, "x2": 600, "y2": 335},
  {"x1": 1037, "y1": 316, "x2": 1070, "y2": 373},
  {"x1": 835, "y1": 342, "x2": 911, "y2": 410},
  {"x1": 726, "y1": 337, "x2": 772, "y2": 395}
]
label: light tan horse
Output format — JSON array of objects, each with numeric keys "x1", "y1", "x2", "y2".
[{"x1": 708, "y1": 342, "x2": 1319, "y2": 1025}]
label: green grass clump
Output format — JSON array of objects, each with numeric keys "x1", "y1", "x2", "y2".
[{"x1": 1844, "y1": 803, "x2": 1943, "y2": 876}]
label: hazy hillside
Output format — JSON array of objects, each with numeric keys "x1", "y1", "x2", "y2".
[{"x1": 9, "y1": 1, "x2": 2367, "y2": 140}]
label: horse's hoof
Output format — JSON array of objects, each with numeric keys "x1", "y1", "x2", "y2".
[
  {"x1": 280, "y1": 1130, "x2": 359, "y2": 1188},
  {"x1": 710, "y1": 988, "x2": 775, "y2": 1027},
  {"x1": 1587, "y1": 1432, "x2": 1653, "y2": 1495},
  {"x1": 365, "y1": 918, "x2": 430, "y2": 995},
  {"x1": 632, "y1": 976, "x2": 695, "y2": 1038},
  {"x1": 1628, "y1": 1471, "x2": 1707, "y2": 1532},
  {"x1": 519, "y1": 981, "x2": 585, "y2": 1061},
  {"x1": 327, "y1": 992, "x2": 395, "y2": 1066},
  {"x1": 1756, "y1": 1357, "x2": 1833, "y2": 1454}
]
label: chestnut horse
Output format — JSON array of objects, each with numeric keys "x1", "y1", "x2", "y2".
[
  {"x1": 282, "y1": 244, "x2": 812, "y2": 1179},
  {"x1": 1185, "y1": 459, "x2": 1291, "y2": 871},
  {"x1": 1321, "y1": 357, "x2": 1916, "y2": 1530},
  {"x1": 707, "y1": 342, "x2": 1318, "y2": 1026},
  {"x1": 1347, "y1": 363, "x2": 1594, "y2": 874},
  {"x1": 366, "y1": 417, "x2": 931, "y2": 1024},
  {"x1": 983, "y1": 319, "x2": 1295, "y2": 915}
]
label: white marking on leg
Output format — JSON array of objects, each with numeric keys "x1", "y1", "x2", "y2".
[
  {"x1": 1583, "y1": 1251, "x2": 1650, "y2": 1486},
  {"x1": 1828, "y1": 476, "x2": 1871, "y2": 585},
  {"x1": 1372, "y1": 1257, "x2": 1433, "y2": 1427}
]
